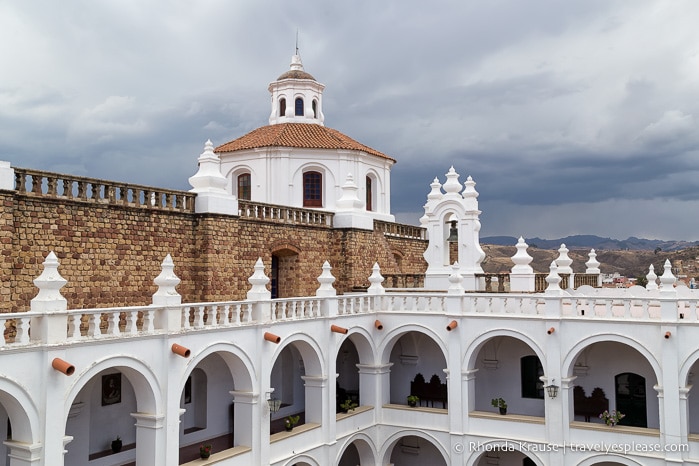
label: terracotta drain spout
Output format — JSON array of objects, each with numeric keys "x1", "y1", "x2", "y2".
[
  {"x1": 52, "y1": 358, "x2": 75, "y2": 376},
  {"x1": 264, "y1": 332, "x2": 281, "y2": 344},
  {"x1": 172, "y1": 343, "x2": 191, "y2": 358}
]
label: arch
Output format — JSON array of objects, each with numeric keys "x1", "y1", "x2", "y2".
[
  {"x1": 335, "y1": 433, "x2": 379, "y2": 465},
  {"x1": 576, "y1": 454, "x2": 644, "y2": 466},
  {"x1": 678, "y1": 347, "x2": 699, "y2": 386},
  {"x1": 345, "y1": 328, "x2": 378, "y2": 366},
  {"x1": 464, "y1": 439, "x2": 544, "y2": 466},
  {"x1": 279, "y1": 97, "x2": 287, "y2": 118},
  {"x1": 282, "y1": 454, "x2": 320, "y2": 466},
  {"x1": 312, "y1": 99, "x2": 318, "y2": 118},
  {"x1": 463, "y1": 329, "x2": 547, "y2": 372},
  {"x1": 378, "y1": 324, "x2": 448, "y2": 364},
  {"x1": 181, "y1": 342, "x2": 256, "y2": 393},
  {"x1": 65, "y1": 355, "x2": 161, "y2": 416},
  {"x1": 561, "y1": 334, "x2": 661, "y2": 383},
  {"x1": 0, "y1": 376, "x2": 39, "y2": 444},
  {"x1": 270, "y1": 242, "x2": 302, "y2": 256},
  {"x1": 226, "y1": 165, "x2": 257, "y2": 198},
  {"x1": 272, "y1": 333, "x2": 325, "y2": 377},
  {"x1": 295, "y1": 97, "x2": 304, "y2": 116},
  {"x1": 379, "y1": 430, "x2": 450, "y2": 465}
]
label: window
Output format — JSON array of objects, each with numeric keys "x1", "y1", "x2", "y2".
[
  {"x1": 365, "y1": 176, "x2": 373, "y2": 211},
  {"x1": 295, "y1": 97, "x2": 304, "y2": 116},
  {"x1": 521, "y1": 355, "x2": 544, "y2": 399},
  {"x1": 279, "y1": 98, "x2": 286, "y2": 117},
  {"x1": 312, "y1": 100, "x2": 318, "y2": 118},
  {"x1": 237, "y1": 173, "x2": 251, "y2": 200},
  {"x1": 303, "y1": 171, "x2": 322, "y2": 207}
]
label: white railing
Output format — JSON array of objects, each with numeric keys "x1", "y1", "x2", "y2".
[{"x1": 4, "y1": 290, "x2": 699, "y2": 349}]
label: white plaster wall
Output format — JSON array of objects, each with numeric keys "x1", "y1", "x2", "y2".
[
  {"x1": 473, "y1": 337, "x2": 545, "y2": 417},
  {"x1": 220, "y1": 147, "x2": 394, "y2": 219},
  {"x1": 88, "y1": 371, "x2": 137, "y2": 454}
]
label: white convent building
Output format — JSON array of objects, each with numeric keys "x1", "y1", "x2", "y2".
[{"x1": 2, "y1": 55, "x2": 699, "y2": 466}]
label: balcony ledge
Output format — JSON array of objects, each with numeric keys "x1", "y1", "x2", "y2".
[
  {"x1": 270, "y1": 422, "x2": 321, "y2": 443},
  {"x1": 336, "y1": 404, "x2": 373, "y2": 420},
  {"x1": 570, "y1": 421, "x2": 660, "y2": 437},
  {"x1": 384, "y1": 403, "x2": 448, "y2": 415},
  {"x1": 469, "y1": 410, "x2": 545, "y2": 424},
  {"x1": 181, "y1": 445, "x2": 252, "y2": 465}
]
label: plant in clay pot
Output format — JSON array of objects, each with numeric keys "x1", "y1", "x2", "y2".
[
  {"x1": 199, "y1": 444, "x2": 212, "y2": 459},
  {"x1": 491, "y1": 397, "x2": 507, "y2": 415}
]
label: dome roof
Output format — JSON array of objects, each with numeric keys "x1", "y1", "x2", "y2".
[{"x1": 277, "y1": 69, "x2": 316, "y2": 81}]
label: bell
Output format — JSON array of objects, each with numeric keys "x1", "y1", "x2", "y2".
[{"x1": 447, "y1": 220, "x2": 458, "y2": 243}]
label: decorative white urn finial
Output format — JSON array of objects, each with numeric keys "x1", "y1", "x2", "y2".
[
  {"x1": 316, "y1": 261, "x2": 336, "y2": 297},
  {"x1": 153, "y1": 254, "x2": 181, "y2": 305},
  {"x1": 367, "y1": 263, "x2": 385, "y2": 295},
  {"x1": 585, "y1": 249, "x2": 600, "y2": 274},
  {"x1": 31, "y1": 251, "x2": 68, "y2": 312},
  {"x1": 659, "y1": 259, "x2": 676, "y2": 292},
  {"x1": 545, "y1": 261, "x2": 562, "y2": 294},
  {"x1": 646, "y1": 264, "x2": 658, "y2": 290},
  {"x1": 247, "y1": 258, "x2": 271, "y2": 300},
  {"x1": 511, "y1": 237, "x2": 533, "y2": 273},
  {"x1": 555, "y1": 244, "x2": 573, "y2": 274}
]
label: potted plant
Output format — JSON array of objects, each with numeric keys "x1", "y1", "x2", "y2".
[
  {"x1": 284, "y1": 415, "x2": 300, "y2": 431},
  {"x1": 199, "y1": 444, "x2": 212, "y2": 459},
  {"x1": 340, "y1": 398, "x2": 358, "y2": 413},
  {"x1": 407, "y1": 395, "x2": 419, "y2": 407},
  {"x1": 111, "y1": 436, "x2": 122, "y2": 453},
  {"x1": 491, "y1": 397, "x2": 507, "y2": 415},
  {"x1": 599, "y1": 409, "x2": 625, "y2": 426}
]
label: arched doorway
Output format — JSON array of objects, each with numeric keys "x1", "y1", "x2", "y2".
[{"x1": 271, "y1": 246, "x2": 301, "y2": 299}]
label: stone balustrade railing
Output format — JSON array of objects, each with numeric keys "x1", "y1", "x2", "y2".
[
  {"x1": 13, "y1": 167, "x2": 195, "y2": 212},
  {"x1": 238, "y1": 200, "x2": 333, "y2": 227},
  {"x1": 374, "y1": 220, "x2": 427, "y2": 240},
  {"x1": 4, "y1": 291, "x2": 699, "y2": 348}
]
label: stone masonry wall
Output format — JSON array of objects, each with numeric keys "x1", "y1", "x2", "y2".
[{"x1": 1, "y1": 191, "x2": 428, "y2": 312}]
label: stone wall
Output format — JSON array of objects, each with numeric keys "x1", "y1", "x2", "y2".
[{"x1": 0, "y1": 189, "x2": 427, "y2": 312}]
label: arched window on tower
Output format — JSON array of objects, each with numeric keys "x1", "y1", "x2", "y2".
[
  {"x1": 237, "y1": 173, "x2": 251, "y2": 200},
  {"x1": 279, "y1": 98, "x2": 286, "y2": 117},
  {"x1": 365, "y1": 176, "x2": 373, "y2": 211},
  {"x1": 303, "y1": 171, "x2": 322, "y2": 207},
  {"x1": 312, "y1": 100, "x2": 318, "y2": 118},
  {"x1": 295, "y1": 97, "x2": 304, "y2": 116}
]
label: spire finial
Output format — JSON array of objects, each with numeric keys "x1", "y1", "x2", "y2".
[{"x1": 295, "y1": 29, "x2": 299, "y2": 56}]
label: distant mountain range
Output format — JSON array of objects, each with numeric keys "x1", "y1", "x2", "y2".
[{"x1": 481, "y1": 235, "x2": 699, "y2": 252}]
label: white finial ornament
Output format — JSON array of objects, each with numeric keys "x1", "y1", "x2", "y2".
[
  {"x1": 545, "y1": 261, "x2": 562, "y2": 294},
  {"x1": 31, "y1": 251, "x2": 68, "y2": 312},
  {"x1": 511, "y1": 237, "x2": 533, "y2": 273},
  {"x1": 153, "y1": 254, "x2": 181, "y2": 300},
  {"x1": 659, "y1": 259, "x2": 676, "y2": 292},
  {"x1": 646, "y1": 264, "x2": 658, "y2": 290},
  {"x1": 316, "y1": 261, "x2": 336, "y2": 297},
  {"x1": 448, "y1": 262, "x2": 464, "y2": 294},
  {"x1": 555, "y1": 244, "x2": 573, "y2": 274},
  {"x1": 367, "y1": 263, "x2": 385, "y2": 295},
  {"x1": 247, "y1": 258, "x2": 271, "y2": 300},
  {"x1": 585, "y1": 249, "x2": 600, "y2": 274}
]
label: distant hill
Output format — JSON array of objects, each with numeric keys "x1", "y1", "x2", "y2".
[
  {"x1": 481, "y1": 235, "x2": 699, "y2": 252},
  {"x1": 479, "y1": 242, "x2": 699, "y2": 280}
]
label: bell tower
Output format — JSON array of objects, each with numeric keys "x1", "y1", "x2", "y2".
[{"x1": 268, "y1": 53, "x2": 325, "y2": 126}]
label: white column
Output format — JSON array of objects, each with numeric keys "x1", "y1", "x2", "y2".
[
  {"x1": 230, "y1": 391, "x2": 259, "y2": 453},
  {"x1": 2, "y1": 441, "x2": 42, "y2": 466},
  {"x1": 130, "y1": 413, "x2": 165, "y2": 465}
]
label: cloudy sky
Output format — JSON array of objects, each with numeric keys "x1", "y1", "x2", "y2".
[{"x1": 1, "y1": 1, "x2": 698, "y2": 240}]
